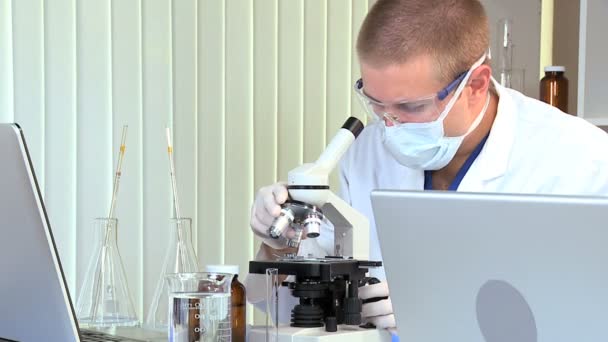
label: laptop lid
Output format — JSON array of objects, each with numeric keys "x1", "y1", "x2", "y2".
[
  {"x1": 0, "y1": 124, "x2": 80, "y2": 341},
  {"x1": 372, "y1": 189, "x2": 608, "y2": 342}
]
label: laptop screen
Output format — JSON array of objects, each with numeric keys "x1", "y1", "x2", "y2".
[{"x1": 0, "y1": 124, "x2": 80, "y2": 341}]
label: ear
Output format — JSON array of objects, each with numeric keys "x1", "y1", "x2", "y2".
[{"x1": 467, "y1": 64, "x2": 492, "y2": 106}]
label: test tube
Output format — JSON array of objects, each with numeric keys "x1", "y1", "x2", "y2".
[{"x1": 265, "y1": 268, "x2": 279, "y2": 342}]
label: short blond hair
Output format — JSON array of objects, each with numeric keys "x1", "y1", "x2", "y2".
[{"x1": 357, "y1": 0, "x2": 490, "y2": 82}]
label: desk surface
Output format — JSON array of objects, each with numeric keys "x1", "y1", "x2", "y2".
[{"x1": 86, "y1": 327, "x2": 166, "y2": 342}]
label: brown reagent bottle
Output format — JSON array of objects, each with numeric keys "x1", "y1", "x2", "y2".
[{"x1": 540, "y1": 66, "x2": 569, "y2": 114}]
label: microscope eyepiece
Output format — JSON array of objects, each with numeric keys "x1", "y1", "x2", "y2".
[{"x1": 341, "y1": 117, "x2": 364, "y2": 138}]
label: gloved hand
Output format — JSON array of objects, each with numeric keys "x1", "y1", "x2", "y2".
[
  {"x1": 359, "y1": 281, "x2": 396, "y2": 330},
  {"x1": 250, "y1": 182, "x2": 296, "y2": 249}
]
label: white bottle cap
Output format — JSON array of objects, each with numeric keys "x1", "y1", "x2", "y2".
[
  {"x1": 545, "y1": 66, "x2": 565, "y2": 72},
  {"x1": 205, "y1": 264, "x2": 239, "y2": 275}
]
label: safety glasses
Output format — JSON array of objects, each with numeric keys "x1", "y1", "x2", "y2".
[{"x1": 354, "y1": 71, "x2": 467, "y2": 124}]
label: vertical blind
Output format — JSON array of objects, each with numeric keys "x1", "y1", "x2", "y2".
[{"x1": 0, "y1": 0, "x2": 370, "y2": 321}]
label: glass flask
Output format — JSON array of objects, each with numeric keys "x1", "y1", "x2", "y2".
[
  {"x1": 146, "y1": 218, "x2": 200, "y2": 331},
  {"x1": 76, "y1": 218, "x2": 139, "y2": 327},
  {"x1": 166, "y1": 272, "x2": 232, "y2": 342}
]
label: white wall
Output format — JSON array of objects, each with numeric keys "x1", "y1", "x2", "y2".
[
  {"x1": 0, "y1": 0, "x2": 370, "y2": 322},
  {"x1": 578, "y1": 0, "x2": 608, "y2": 121}
]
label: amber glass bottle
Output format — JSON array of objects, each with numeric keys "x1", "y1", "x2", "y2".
[
  {"x1": 230, "y1": 272, "x2": 246, "y2": 342},
  {"x1": 540, "y1": 66, "x2": 569, "y2": 114},
  {"x1": 206, "y1": 265, "x2": 246, "y2": 342}
]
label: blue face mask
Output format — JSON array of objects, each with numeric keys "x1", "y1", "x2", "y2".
[{"x1": 382, "y1": 55, "x2": 490, "y2": 170}]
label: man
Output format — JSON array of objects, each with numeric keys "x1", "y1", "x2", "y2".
[{"x1": 247, "y1": 0, "x2": 608, "y2": 332}]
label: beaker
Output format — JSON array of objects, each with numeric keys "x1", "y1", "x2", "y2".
[
  {"x1": 146, "y1": 218, "x2": 200, "y2": 331},
  {"x1": 166, "y1": 272, "x2": 232, "y2": 342},
  {"x1": 76, "y1": 218, "x2": 139, "y2": 327}
]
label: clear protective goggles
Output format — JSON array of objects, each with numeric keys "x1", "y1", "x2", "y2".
[{"x1": 354, "y1": 71, "x2": 467, "y2": 125}]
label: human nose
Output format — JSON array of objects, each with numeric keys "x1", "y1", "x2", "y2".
[
  {"x1": 382, "y1": 116, "x2": 395, "y2": 127},
  {"x1": 380, "y1": 111, "x2": 398, "y2": 127}
]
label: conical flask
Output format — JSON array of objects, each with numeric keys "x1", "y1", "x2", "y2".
[
  {"x1": 146, "y1": 217, "x2": 200, "y2": 330},
  {"x1": 76, "y1": 218, "x2": 139, "y2": 327}
]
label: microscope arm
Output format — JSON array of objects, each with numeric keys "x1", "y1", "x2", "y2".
[
  {"x1": 271, "y1": 117, "x2": 368, "y2": 253},
  {"x1": 321, "y1": 191, "x2": 369, "y2": 260}
]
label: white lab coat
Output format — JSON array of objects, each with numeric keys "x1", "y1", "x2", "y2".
[
  {"x1": 340, "y1": 82, "x2": 608, "y2": 279},
  {"x1": 246, "y1": 82, "x2": 608, "y2": 317}
]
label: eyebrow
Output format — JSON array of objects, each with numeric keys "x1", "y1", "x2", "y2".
[{"x1": 361, "y1": 88, "x2": 383, "y2": 103}]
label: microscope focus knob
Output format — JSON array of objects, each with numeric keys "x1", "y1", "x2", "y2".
[
  {"x1": 325, "y1": 316, "x2": 338, "y2": 332},
  {"x1": 343, "y1": 297, "x2": 362, "y2": 325}
]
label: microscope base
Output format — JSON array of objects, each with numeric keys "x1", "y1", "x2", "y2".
[{"x1": 247, "y1": 325, "x2": 392, "y2": 342}]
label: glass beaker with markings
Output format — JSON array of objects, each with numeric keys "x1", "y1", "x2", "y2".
[
  {"x1": 166, "y1": 272, "x2": 232, "y2": 342},
  {"x1": 146, "y1": 218, "x2": 200, "y2": 331}
]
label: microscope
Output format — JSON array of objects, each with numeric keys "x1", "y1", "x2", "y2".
[
  {"x1": 268, "y1": 117, "x2": 369, "y2": 259},
  {"x1": 248, "y1": 117, "x2": 391, "y2": 342}
]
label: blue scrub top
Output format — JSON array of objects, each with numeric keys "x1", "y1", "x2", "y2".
[{"x1": 424, "y1": 133, "x2": 490, "y2": 191}]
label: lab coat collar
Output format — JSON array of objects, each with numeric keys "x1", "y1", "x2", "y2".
[{"x1": 463, "y1": 79, "x2": 516, "y2": 184}]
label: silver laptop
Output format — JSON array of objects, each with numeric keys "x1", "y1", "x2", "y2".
[
  {"x1": 371, "y1": 189, "x2": 608, "y2": 342},
  {"x1": 0, "y1": 124, "x2": 159, "y2": 342}
]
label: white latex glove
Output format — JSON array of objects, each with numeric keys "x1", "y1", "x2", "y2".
[
  {"x1": 359, "y1": 281, "x2": 396, "y2": 330},
  {"x1": 250, "y1": 182, "x2": 299, "y2": 249}
]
